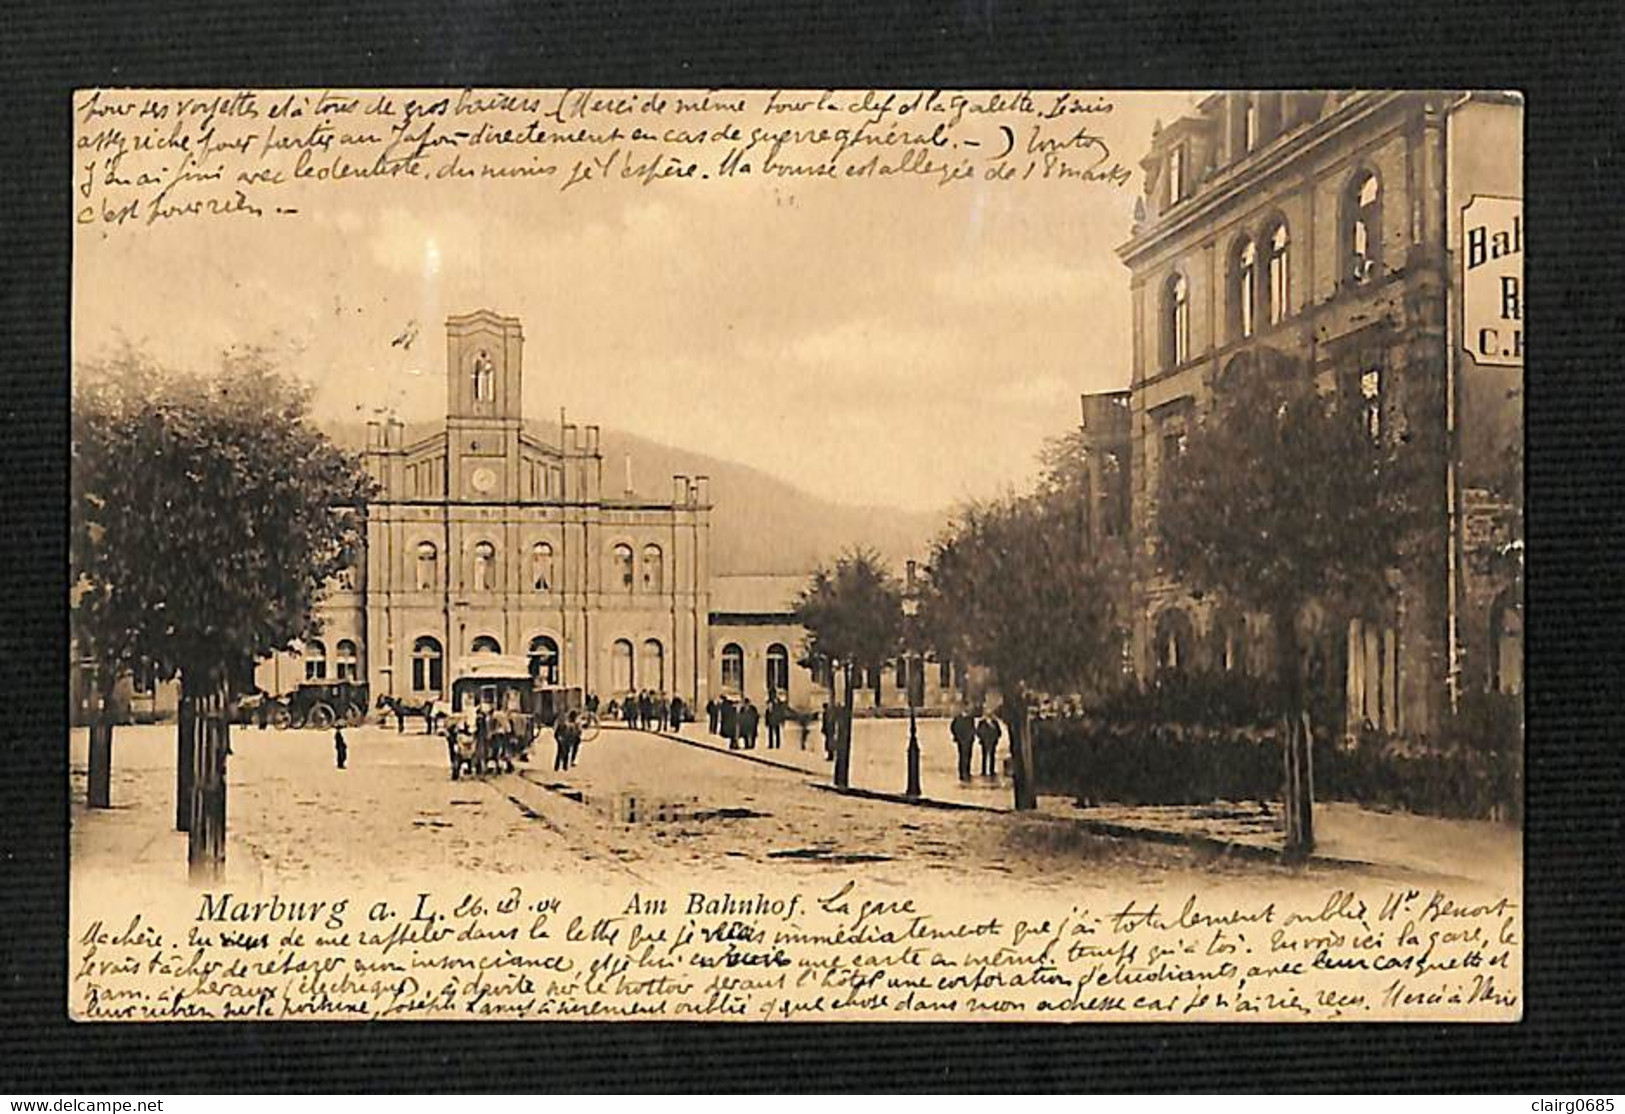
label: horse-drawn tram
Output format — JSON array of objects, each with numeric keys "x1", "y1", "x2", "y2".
[{"x1": 444, "y1": 654, "x2": 598, "y2": 779}]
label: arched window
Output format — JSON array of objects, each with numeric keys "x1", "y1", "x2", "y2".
[
  {"x1": 720, "y1": 643, "x2": 744, "y2": 693},
  {"x1": 471, "y1": 540, "x2": 497, "y2": 591},
  {"x1": 640, "y1": 639, "x2": 664, "y2": 691},
  {"x1": 1167, "y1": 143, "x2": 1186, "y2": 205},
  {"x1": 611, "y1": 544, "x2": 634, "y2": 593},
  {"x1": 303, "y1": 639, "x2": 327, "y2": 682},
  {"x1": 1345, "y1": 169, "x2": 1382, "y2": 284},
  {"x1": 641, "y1": 544, "x2": 664, "y2": 594},
  {"x1": 528, "y1": 635, "x2": 560, "y2": 685},
  {"x1": 611, "y1": 638, "x2": 635, "y2": 693},
  {"x1": 1162, "y1": 272, "x2": 1190, "y2": 369},
  {"x1": 1211, "y1": 610, "x2": 1245, "y2": 674},
  {"x1": 1266, "y1": 220, "x2": 1290, "y2": 325},
  {"x1": 411, "y1": 636, "x2": 443, "y2": 693},
  {"x1": 531, "y1": 542, "x2": 553, "y2": 592},
  {"x1": 335, "y1": 638, "x2": 360, "y2": 682},
  {"x1": 471, "y1": 634, "x2": 501, "y2": 655},
  {"x1": 1155, "y1": 610, "x2": 1194, "y2": 675},
  {"x1": 766, "y1": 643, "x2": 790, "y2": 696},
  {"x1": 1231, "y1": 237, "x2": 1257, "y2": 341},
  {"x1": 1242, "y1": 95, "x2": 1258, "y2": 153},
  {"x1": 415, "y1": 541, "x2": 438, "y2": 592},
  {"x1": 472, "y1": 351, "x2": 494, "y2": 402}
]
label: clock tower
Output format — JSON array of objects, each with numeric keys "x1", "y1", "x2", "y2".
[{"x1": 445, "y1": 309, "x2": 524, "y2": 502}]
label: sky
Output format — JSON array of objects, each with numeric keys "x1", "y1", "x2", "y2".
[{"x1": 74, "y1": 89, "x2": 1199, "y2": 513}]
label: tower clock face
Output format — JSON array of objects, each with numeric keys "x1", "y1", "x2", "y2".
[{"x1": 469, "y1": 465, "x2": 498, "y2": 494}]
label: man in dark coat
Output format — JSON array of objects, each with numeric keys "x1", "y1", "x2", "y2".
[
  {"x1": 976, "y1": 712, "x2": 1002, "y2": 777},
  {"x1": 706, "y1": 697, "x2": 719, "y2": 735},
  {"x1": 333, "y1": 727, "x2": 348, "y2": 770},
  {"x1": 950, "y1": 707, "x2": 977, "y2": 781},
  {"x1": 721, "y1": 698, "x2": 739, "y2": 749},
  {"x1": 820, "y1": 702, "x2": 836, "y2": 760},
  {"x1": 670, "y1": 694, "x2": 685, "y2": 731},
  {"x1": 765, "y1": 697, "x2": 786, "y2": 749},
  {"x1": 740, "y1": 698, "x2": 760, "y2": 749}
]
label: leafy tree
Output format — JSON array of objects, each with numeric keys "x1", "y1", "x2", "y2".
[
  {"x1": 924, "y1": 494, "x2": 1122, "y2": 809},
  {"x1": 1154, "y1": 353, "x2": 1433, "y2": 852},
  {"x1": 793, "y1": 549, "x2": 902, "y2": 788},
  {"x1": 71, "y1": 345, "x2": 376, "y2": 873}
]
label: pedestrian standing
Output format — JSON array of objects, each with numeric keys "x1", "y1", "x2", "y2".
[
  {"x1": 976, "y1": 711, "x2": 1002, "y2": 778},
  {"x1": 950, "y1": 707, "x2": 977, "y2": 782},
  {"x1": 741, "y1": 698, "x2": 760, "y2": 749},
  {"x1": 655, "y1": 692, "x2": 669, "y2": 732},
  {"x1": 706, "y1": 697, "x2": 719, "y2": 735},
  {"x1": 766, "y1": 697, "x2": 785, "y2": 749},
  {"x1": 670, "y1": 694, "x2": 685, "y2": 731},
  {"x1": 554, "y1": 713, "x2": 573, "y2": 771},
  {"x1": 333, "y1": 727, "x2": 348, "y2": 770},
  {"x1": 722, "y1": 698, "x2": 739, "y2": 749},
  {"x1": 623, "y1": 696, "x2": 636, "y2": 729},
  {"x1": 820, "y1": 702, "x2": 835, "y2": 760}
]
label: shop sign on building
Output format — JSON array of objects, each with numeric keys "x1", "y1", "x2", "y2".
[{"x1": 1462, "y1": 195, "x2": 1523, "y2": 367}]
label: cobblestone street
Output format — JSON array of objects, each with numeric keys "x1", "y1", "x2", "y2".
[{"x1": 69, "y1": 719, "x2": 1512, "y2": 913}]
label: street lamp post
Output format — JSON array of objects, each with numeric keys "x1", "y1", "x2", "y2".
[{"x1": 903, "y1": 560, "x2": 921, "y2": 798}]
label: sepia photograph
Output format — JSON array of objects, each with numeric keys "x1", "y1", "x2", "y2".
[{"x1": 67, "y1": 88, "x2": 1523, "y2": 1022}]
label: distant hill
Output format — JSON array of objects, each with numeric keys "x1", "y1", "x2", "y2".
[{"x1": 321, "y1": 420, "x2": 948, "y2": 576}]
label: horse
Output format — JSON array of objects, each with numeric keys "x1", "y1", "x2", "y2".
[{"x1": 377, "y1": 694, "x2": 440, "y2": 735}]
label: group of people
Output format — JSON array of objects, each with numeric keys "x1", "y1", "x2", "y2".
[
  {"x1": 704, "y1": 694, "x2": 793, "y2": 750},
  {"x1": 552, "y1": 708, "x2": 585, "y2": 771},
  {"x1": 949, "y1": 707, "x2": 1005, "y2": 781},
  {"x1": 608, "y1": 691, "x2": 685, "y2": 732}
]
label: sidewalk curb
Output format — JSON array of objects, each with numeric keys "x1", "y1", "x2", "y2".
[
  {"x1": 639, "y1": 726, "x2": 827, "y2": 778},
  {"x1": 639, "y1": 726, "x2": 1391, "y2": 873},
  {"x1": 811, "y1": 782, "x2": 1008, "y2": 813}
]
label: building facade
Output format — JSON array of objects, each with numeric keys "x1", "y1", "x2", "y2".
[
  {"x1": 264, "y1": 310, "x2": 715, "y2": 707},
  {"x1": 1116, "y1": 91, "x2": 1522, "y2": 738}
]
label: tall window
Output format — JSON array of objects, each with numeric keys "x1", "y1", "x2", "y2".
[
  {"x1": 472, "y1": 351, "x2": 494, "y2": 402},
  {"x1": 472, "y1": 540, "x2": 496, "y2": 591},
  {"x1": 471, "y1": 634, "x2": 501, "y2": 654},
  {"x1": 1243, "y1": 95, "x2": 1258, "y2": 152},
  {"x1": 612, "y1": 639, "x2": 634, "y2": 693},
  {"x1": 641, "y1": 544, "x2": 664, "y2": 594},
  {"x1": 720, "y1": 643, "x2": 744, "y2": 693},
  {"x1": 1163, "y1": 272, "x2": 1190, "y2": 369},
  {"x1": 1168, "y1": 143, "x2": 1186, "y2": 205},
  {"x1": 1232, "y1": 237, "x2": 1257, "y2": 340},
  {"x1": 1346, "y1": 170, "x2": 1382, "y2": 284},
  {"x1": 1359, "y1": 367, "x2": 1384, "y2": 442},
  {"x1": 640, "y1": 639, "x2": 664, "y2": 691},
  {"x1": 303, "y1": 639, "x2": 327, "y2": 682},
  {"x1": 1156, "y1": 610, "x2": 1193, "y2": 675},
  {"x1": 531, "y1": 542, "x2": 553, "y2": 592},
  {"x1": 335, "y1": 639, "x2": 359, "y2": 682},
  {"x1": 412, "y1": 636, "x2": 443, "y2": 692},
  {"x1": 612, "y1": 544, "x2": 634, "y2": 593},
  {"x1": 766, "y1": 644, "x2": 790, "y2": 695},
  {"x1": 1266, "y1": 221, "x2": 1290, "y2": 325},
  {"x1": 528, "y1": 635, "x2": 560, "y2": 685},
  {"x1": 415, "y1": 541, "x2": 438, "y2": 592}
]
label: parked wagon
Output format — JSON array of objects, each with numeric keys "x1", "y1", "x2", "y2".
[{"x1": 232, "y1": 681, "x2": 370, "y2": 730}]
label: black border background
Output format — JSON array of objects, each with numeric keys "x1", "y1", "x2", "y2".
[{"x1": 3, "y1": 0, "x2": 1622, "y2": 1093}]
